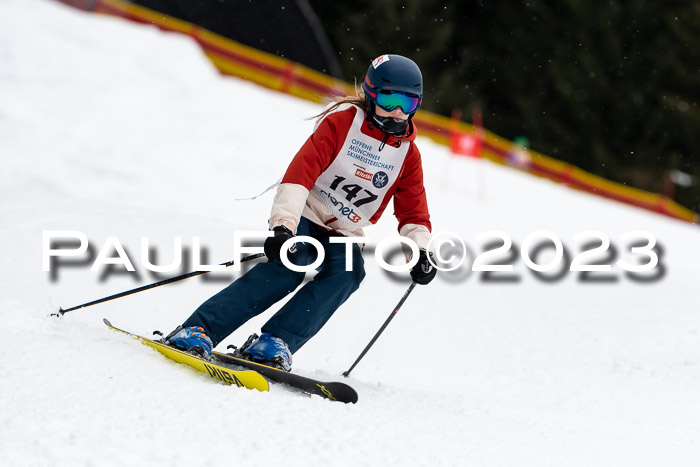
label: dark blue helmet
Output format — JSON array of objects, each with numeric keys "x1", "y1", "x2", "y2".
[
  {"x1": 363, "y1": 54, "x2": 423, "y2": 101},
  {"x1": 362, "y1": 54, "x2": 423, "y2": 134}
]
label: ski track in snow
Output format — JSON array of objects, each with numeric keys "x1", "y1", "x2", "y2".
[{"x1": 2, "y1": 1, "x2": 700, "y2": 466}]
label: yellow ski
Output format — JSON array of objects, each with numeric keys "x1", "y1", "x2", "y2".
[{"x1": 104, "y1": 319, "x2": 269, "y2": 392}]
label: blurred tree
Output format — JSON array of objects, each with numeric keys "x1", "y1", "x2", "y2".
[{"x1": 308, "y1": 0, "x2": 700, "y2": 211}]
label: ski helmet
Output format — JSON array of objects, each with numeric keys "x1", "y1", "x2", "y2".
[{"x1": 362, "y1": 54, "x2": 423, "y2": 134}]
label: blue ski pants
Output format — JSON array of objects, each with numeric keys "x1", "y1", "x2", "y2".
[{"x1": 182, "y1": 218, "x2": 366, "y2": 353}]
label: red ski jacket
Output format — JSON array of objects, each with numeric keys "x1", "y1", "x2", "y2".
[{"x1": 269, "y1": 104, "x2": 432, "y2": 250}]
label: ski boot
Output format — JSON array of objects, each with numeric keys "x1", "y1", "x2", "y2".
[
  {"x1": 235, "y1": 333, "x2": 292, "y2": 372},
  {"x1": 163, "y1": 325, "x2": 213, "y2": 360}
]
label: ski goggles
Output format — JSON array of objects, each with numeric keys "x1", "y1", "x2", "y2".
[{"x1": 374, "y1": 90, "x2": 422, "y2": 114}]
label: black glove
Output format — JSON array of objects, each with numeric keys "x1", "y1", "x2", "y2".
[
  {"x1": 264, "y1": 225, "x2": 294, "y2": 262},
  {"x1": 410, "y1": 250, "x2": 437, "y2": 285}
]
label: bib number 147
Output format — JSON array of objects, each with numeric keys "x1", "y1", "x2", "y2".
[{"x1": 329, "y1": 175, "x2": 378, "y2": 207}]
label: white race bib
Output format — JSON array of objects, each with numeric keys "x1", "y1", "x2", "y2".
[{"x1": 310, "y1": 108, "x2": 410, "y2": 227}]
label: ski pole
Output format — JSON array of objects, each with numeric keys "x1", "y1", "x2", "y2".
[
  {"x1": 52, "y1": 253, "x2": 265, "y2": 317},
  {"x1": 343, "y1": 281, "x2": 417, "y2": 377}
]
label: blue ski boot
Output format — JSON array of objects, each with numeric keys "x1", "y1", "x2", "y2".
[
  {"x1": 242, "y1": 333, "x2": 293, "y2": 372},
  {"x1": 166, "y1": 326, "x2": 213, "y2": 360}
]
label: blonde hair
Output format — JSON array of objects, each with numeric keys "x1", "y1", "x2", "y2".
[{"x1": 311, "y1": 81, "x2": 367, "y2": 122}]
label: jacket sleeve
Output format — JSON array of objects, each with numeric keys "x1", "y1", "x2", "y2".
[
  {"x1": 268, "y1": 107, "x2": 355, "y2": 233},
  {"x1": 394, "y1": 144, "x2": 432, "y2": 251}
]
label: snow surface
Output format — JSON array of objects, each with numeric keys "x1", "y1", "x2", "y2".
[{"x1": 2, "y1": 1, "x2": 700, "y2": 465}]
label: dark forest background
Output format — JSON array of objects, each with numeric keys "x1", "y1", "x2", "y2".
[{"x1": 308, "y1": 0, "x2": 700, "y2": 212}]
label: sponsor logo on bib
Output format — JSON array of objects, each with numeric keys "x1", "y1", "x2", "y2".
[
  {"x1": 372, "y1": 171, "x2": 389, "y2": 189},
  {"x1": 355, "y1": 168, "x2": 373, "y2": 181}
]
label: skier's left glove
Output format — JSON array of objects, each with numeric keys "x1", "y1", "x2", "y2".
[
  {"x1": 264, "y1": 225, "x2": 294, "y2": 262},
  {"x1": 410, "y1": 250, "x2": 437, "y2": 285}
]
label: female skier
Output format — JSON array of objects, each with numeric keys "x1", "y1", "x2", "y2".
[{"x1": 166, "y1": 54, "x2": 436, "y2": 371}]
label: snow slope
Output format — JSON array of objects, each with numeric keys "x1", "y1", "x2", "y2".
[{"x1": 2, "y1": 1, "x2": 700, "y2": 465}]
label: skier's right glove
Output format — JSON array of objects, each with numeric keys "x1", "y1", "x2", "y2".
[
  {"x1": 264, "y1": 225, "x2": 294, "y2": 262},
  {"x1": 410, "y1": 250, "x2": 437, "y2": 285}
]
